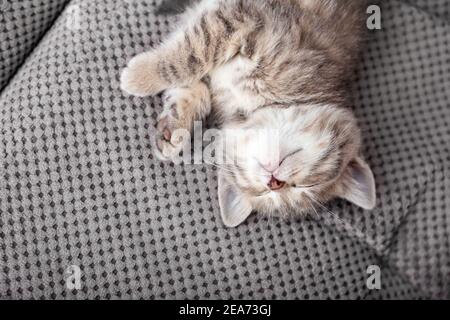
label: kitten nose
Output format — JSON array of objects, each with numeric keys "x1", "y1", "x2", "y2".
[{"x1": 268, "y1": 176, "x2": 285, "y2": 191}]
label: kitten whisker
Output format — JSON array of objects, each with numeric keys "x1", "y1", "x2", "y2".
[
  {"x1": 307, "y1": 196, "x2": 365, "y2": 238},
  {"x1": 304, "y1": 197, "x2": 320, "y2": 220}
]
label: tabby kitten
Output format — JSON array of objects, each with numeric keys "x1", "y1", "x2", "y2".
[{"x1": 120, "y1": 0, "x2": 376, "y2": 227}]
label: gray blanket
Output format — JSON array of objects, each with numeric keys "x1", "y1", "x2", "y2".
[{"x1": 0, "y1": 0, "x2": 449, "y2": 299}]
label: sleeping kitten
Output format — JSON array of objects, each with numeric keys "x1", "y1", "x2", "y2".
[{"x1": 120, "y1": 0, "x2": 376, "y2": 227}]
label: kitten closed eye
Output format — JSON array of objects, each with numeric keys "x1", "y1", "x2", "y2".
[
  {"x1": 291, "y1": 183, "x2": 320, "y2": 189},
  {"x1": 280, "y1": 148, "x2": 303, "y2": 165}
]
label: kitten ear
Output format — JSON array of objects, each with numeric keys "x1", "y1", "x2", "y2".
[
  {"x1": 218, "y1": 171, "x2": 253, "y2": 227},
  {"x1": 336, "y1": 157, "x2": 376, "y2": 210}
]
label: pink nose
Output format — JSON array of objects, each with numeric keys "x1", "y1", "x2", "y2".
[{"x1": 268, "y1": 176, "x2": 285, "y2": 191}]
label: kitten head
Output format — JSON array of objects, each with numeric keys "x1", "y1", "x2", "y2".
[{"x1": 218, "y1": 105, "x2": 375, "y2": 227}]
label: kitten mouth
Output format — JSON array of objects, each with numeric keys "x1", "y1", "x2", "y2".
[{"x1": 268, "y1": 176, "x2": 285, "y2": 191}]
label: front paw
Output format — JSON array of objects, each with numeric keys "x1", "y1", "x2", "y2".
[
  {"x1": 120, "y1": 52, "x2": 165, "y2": 97},
  {"x1": 154, "y1": 90, "x2": 191, "y2": 161}
]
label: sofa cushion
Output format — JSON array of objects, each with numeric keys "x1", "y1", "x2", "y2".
[{"x1": 0, "y1": 0, "x2": 448, "y2": 299}]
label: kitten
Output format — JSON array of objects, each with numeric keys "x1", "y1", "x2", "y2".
[{"x1": 120, "y1": 0, "x2": 376, "y2": 227}]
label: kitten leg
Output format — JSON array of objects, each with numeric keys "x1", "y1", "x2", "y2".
[
  {"x1": 121, "y1": 3, "x2": 258, "y2": 97},
  {"x1": 154, "y1": 81, "x2": 210, "y2": 160}
]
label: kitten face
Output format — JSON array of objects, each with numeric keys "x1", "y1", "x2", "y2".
[{"x1": 218, "y1": 104, "x2": 376, "y2": 227}]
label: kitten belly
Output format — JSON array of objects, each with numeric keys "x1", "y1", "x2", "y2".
[{"x1": 209, "y1": 56, "x2": 265, "y2": 118}]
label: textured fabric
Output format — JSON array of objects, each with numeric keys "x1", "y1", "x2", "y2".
[
  {"x1": 0, "y1": 0, "x2": 70, "y2": 90},
  {"x1": 0, "y1": 0, "x2": 448, "y2": 299},
  {"x1": 405, "y1": 0, "x2": 450, "y2": 20}
]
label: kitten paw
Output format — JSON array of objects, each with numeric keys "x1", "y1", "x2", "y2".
[
  {"x1": 154, "y1": 89, "x2": 192, "y2": 161},
  {"x1": 120, "y1": 52, "x2": 165, "y2": 97}
]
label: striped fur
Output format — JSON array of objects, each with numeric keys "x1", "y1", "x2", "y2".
[{"x1": 121, "y1": 0, "x2": 375, "y2": 227}]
